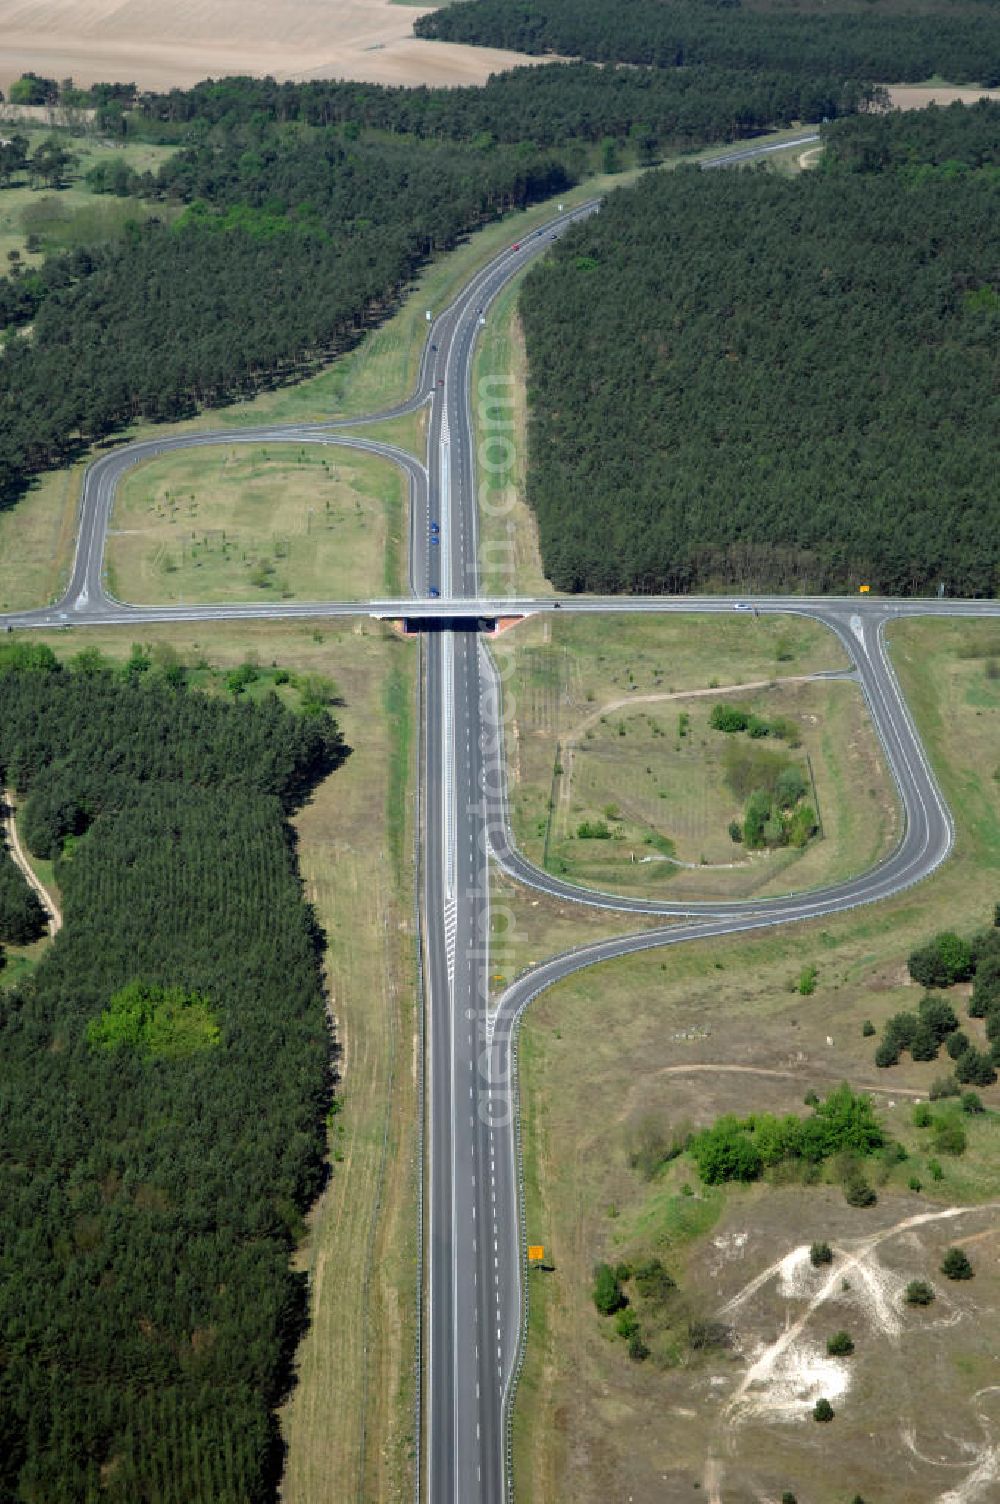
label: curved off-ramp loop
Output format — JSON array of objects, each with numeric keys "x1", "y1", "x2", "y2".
[
  {"x1": 488, "y1": 606, "x2": 956, "y2": 1486},
  {"x1": 481, "y1": 605, "x2": 951, "y2": 920},
  {"x1": 63, "y1": 428, "x2": 430, "y2": 613}
]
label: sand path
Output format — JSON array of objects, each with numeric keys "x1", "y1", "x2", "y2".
[{"x1": 2, "y1": 787, "x2": 62, "y2": 936}]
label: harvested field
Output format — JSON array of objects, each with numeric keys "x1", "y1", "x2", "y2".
[
  {"x1": 884, "y1": 82, "x2": 1000, "y2": 109},
  {"x1": 0, "y1": 0, "x2": 549, "y2": 95}
]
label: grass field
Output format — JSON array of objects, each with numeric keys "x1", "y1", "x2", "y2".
[
  {"x1": 508, "y1": 614, "x2": 1000, "y2": 1502},
  {"x1": 493, "y1": 613, "x2": 891, "y2": 900},
  {"x1": 0, "y1": 128, "x2": 175, "y2": 267},
  {"x1": 472, "y1": 273, "x2": 552, "y2": 598},
  {"x1": 106, "y1": 443, "x2": 406, "y2": 604},
  {"x1": 0, "y1": 459, "x2": 85, "y2": 611},
  {"x1": 13, "y1": 619, "x2": 420, "y2": 1504}
]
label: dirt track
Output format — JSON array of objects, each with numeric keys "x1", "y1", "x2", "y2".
[{"x1": 2, "y1": 787, "x2": 61, "y2": 936}]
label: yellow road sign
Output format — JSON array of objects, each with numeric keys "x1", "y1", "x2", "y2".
[
  {"x1": 859, "y1": 584, "x2": 871, "y2": 593},
  {"x1": 527, "y1": 1245, "x2": 544, "y2": 1263}
]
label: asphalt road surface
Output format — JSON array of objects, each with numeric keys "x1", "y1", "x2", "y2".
[{"x1": 0, "y1": 136, "x2": 988, "y2": 1503}]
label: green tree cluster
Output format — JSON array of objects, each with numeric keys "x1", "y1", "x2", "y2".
[
  {"x1": 415, "y1": 0, "x2": 1000, "y2": 84},
  {"x1": 86, "y1": 979, "x2": 221, "y2": 1059},
  {"x1": 518, "y1": 121, "x2": 1000, "y2": 597},
  {"x1": 874, "y1": 992, "x2": 960, "y2": 1068},
  {"x1": 691, "y1": 1084, "x2": 884, "y2": 1185}
]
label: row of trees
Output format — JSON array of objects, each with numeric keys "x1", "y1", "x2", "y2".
[
  {"x1": 0, "y1": 134, "x2": 77, "y2": 190},
  {"x1": 416, "y1": 0, "x2": 1000, "y2": 84},
  {"x1": 125, "y1": 63, "x2": 876, "y2": 147},
  {"x1": 519, "y1": 110, "x2": 1000, "y2": 596},
  {"x1": 0, "y1": 649, "x2": 347, "y2": 1501}
]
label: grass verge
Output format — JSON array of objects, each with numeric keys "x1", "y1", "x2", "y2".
[{"x1": 472, "y1": 272, "x2": 552, "y2": 597}]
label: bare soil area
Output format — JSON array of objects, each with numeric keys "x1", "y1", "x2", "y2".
[{"x1": 0, "y1": 0, "x2": 548, "y2": 94}]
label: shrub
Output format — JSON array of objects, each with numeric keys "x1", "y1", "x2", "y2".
[
  {"x1": 919, "y1": 992, "x2": 960, "y2": 1041},
  {"x1": 633, "y1": 1257, "x2": 676, "y2": 1305},
  {"x1": 710, "y1": 704, "x2": 751, "y2": 733},
  {"x1": 955, "y1": 1047, "x2": 997, "y2": 1086},
  {"x1": 929, "y1": 1074, "x2": 960, "y2": 1099},
  {"x1": 941, "y1": 1247, "x2": 974, "y2": 1280},
  {"x1": 627, "y1": 1115, "x2": 689, "y2": 1180},
  {"x1": 775, "y1": 765, "x2": 808, "y2": 807},
  {"x1": 826, "y1": 1330, "x2": 854, "y2": 1356},
  {"x1": 843, "y1": 1173, "x2": 877, "y2": 1207},
  {"x1": 874, "y1": 1037, "x2": 901, "y2": 1068},
  {"x1": 912, "y1": 1103, "x2": 933, "y2": 1128},
  {"x1": 787, "y1": 803, "x2": 818, "y2": 847},
  {"x1": 627, "y1": 1329, "x2": 650, "y2": 1362},
  {"x1": 932, "y1": 1116, "x2": 967, "y2": 1156},
  {"x1": 905, "y1": 1279, "x2": 935, "y2": 1305},
  {"x1": 743, "y1": 788, "x2": 773, "y2": 848},
  {"x1": 809, "y1": 1241, "x2": 833, "y2": 1267},
  {"x1": 862, "y1": 1019, "x2": 876, "y2": 1037},
  {"x1": 946, "y1": 1030, "x2": 971, "y2": 1060},
  {"x1": 928, "y1": 1158, "x2": 944, "y2": 1181},
  {"x1": 86, "y1": 980, "x2": 220, "y2": 1061},
  {"x1": 576, "y1": 819, "x2": 611, "y2": 840},
  {"x1": 781, "y1": 1494, "x2": 797, "y2": 1504},
  {"x1": 687, "y1": 1318, "x2": 731, "y2": 1351},
  {"x1": 798, "y1": 964, "x2": 818, "y2": 996},
  {"x1": 961, "y1": 1090, "x2": 985, "y2": 1114},
  {"x1": 813, "y1": 1397, "x2": 834, "y2": 1422},
  {"x1": 691, "y1": 1119, "x2": 763, "y2": 1184},
  {"x1": 908, "y1": 932, "x2": 973, "y2": 989},
  {"x1": 728, "y1": 819, "x2": 743, "y2": 843},
  {"x1": 886, "y1": 1010, "x2": 918, "y2": 1047},
  {"x1": 910, "y1": 1023, "x2": 940, "y2": 1062},
  {"x1": 614, "y1": 1308, "x2": 640, "y2": 1339},
  {"x1": 592, "y1": 1262, "x2": 626, "y2": 1315},
  {"x1": 908, "y1": 1174, "x2": 922, "y2": 1192}
]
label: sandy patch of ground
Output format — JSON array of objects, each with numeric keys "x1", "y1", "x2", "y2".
[
  {"x1": 884, "y1": 83, "x2": 1000, "y2": 110},
  {"x1": 2, "y1": 787, "x2": 61, "y2": 935},
  {"x1": 0, "y1": 0, "x2": 549, "y2": 95}
]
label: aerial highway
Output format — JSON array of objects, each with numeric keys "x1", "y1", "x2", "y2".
[{"x1": 0, "y1": 134, "x2": 985, "y2": 1504}]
